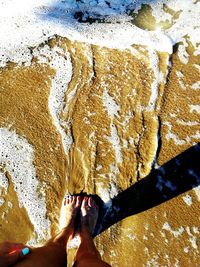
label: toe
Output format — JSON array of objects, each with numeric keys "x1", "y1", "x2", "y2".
[
  {"x1": 82, "y1": 196, "x2": 88, "y2": 208},
  {"x1": 67, "y1": 196, "x2": 71, "y2": 204},
  {"x1": 68, "y1": 195, "x2": 73, "y2": 204},
  {"x1": 64, "y1": 195, "x2": 70, "y2": 205},
  {"x1": 71, "y1": 196, "x2": 76, "y2": 205},
  {"x1": 76, "y1": 196, "x2": 81, "y2": 207},
  {"x1": 67, "y1": 196, "x2": 70, "y2": 204},
  {"x1": 88, "y1": 197, "x2": 94, "y2": 207}
]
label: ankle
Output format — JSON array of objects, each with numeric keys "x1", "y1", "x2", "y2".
[
  {"x1": 53, "y1": 228, "x2": 72, "y2": 245},
  {"x1": 79, "y1": 226, "x2": 93, "y2": 240}
]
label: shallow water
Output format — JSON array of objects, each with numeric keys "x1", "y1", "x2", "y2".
[{"x1": 0, "y1": 0, "x2": 200, "y2": 266}]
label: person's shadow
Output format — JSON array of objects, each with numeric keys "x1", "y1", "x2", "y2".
[{"x1": 90, "y1": 143, "x2": 200, "y2": 236}]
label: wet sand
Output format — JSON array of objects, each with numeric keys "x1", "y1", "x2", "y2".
[{"x1": 0, "y1": 1, "x2": 200, "y2": 266}]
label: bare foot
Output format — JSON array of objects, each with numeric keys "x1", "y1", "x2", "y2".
[
  {"x1": 58, "y1": 195, "x2": 81, "y2": 238},
  {"x1": 79, "y1": 196, "x2": 99, "y2": 237}
]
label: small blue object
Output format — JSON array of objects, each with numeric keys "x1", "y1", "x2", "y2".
[{"x1": 21, "y1": 247, "x2": 30, "y2": 256}]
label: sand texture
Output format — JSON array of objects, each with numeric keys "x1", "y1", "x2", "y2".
[
  {"x1": 0, "y1": 1, "x2": 200, "y2": 265},
  {"x1": 0, "y1": 35, "x2": 199, "y2": 266}
]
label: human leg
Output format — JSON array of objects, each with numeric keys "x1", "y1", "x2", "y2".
[
  {"x1": 14, "y1": 195, "x2": 81, "y2": 267},
  {"x1": 73, "y1": 197, "x2": 111, "y2": 267}
]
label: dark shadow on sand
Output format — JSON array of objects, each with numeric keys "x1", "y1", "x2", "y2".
[{"x1": 92, "y1": 143, "x2": 200, "y2": 236}]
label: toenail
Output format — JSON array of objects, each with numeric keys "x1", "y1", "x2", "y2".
[{"x1": 65, "y1": 194, "x2": 70, "y2": 200}]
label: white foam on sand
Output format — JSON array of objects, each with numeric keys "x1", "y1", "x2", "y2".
[
  {"x1": 182, "y1": 194, "x2": 193, "y2": 206},
  {"x1": 0, "y1": 169, "x2": 9, "y2": 195},
  {"x1": 162, "y1": 222, "x2": 184, "y2": 238},
  {"x1": 176, "y1": 71, "x2": 186, "y2": 90},
  {"x1": 0, "y1": 170, "x2": 9, "y2": 206},
  {"x1": 103, "y1": 90, "x2": 120, "y2": 119},
  {"x1": 107, "y1": 124, "x2": 122, "y2": 164},
  {"x1": 147, "y1": 49, "x2": 159, "y2": 111},
  {"x1": 190, "y1": 105, "x2": 200, "y2": 114},
  {"x1": 0, "y1": 128, "x2": 51, "y2": 241},
  {"x1": 191, "y1": 81, "x2": 200, "y2": 90},
  {"x1": 33, "y1": 44, "x2": 73, "y2": 154},
  {"x1": 0, "y1": 0, "x2": 199, "y2": 61}
]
